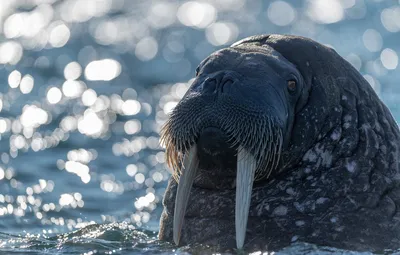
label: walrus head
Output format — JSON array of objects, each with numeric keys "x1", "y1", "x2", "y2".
[
  {"x1": 159, "y1": 34, "x2": 400, "y2": 252},
  {"x1": 160, "y1": 36, "x2": 311, "y2": 248}
]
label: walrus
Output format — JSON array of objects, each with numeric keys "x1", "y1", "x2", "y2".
[{"x1": 158, "y1": 34, "x2": 400, "y2": 252}]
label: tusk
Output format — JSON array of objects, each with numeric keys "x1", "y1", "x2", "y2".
[
  {"x1": 173, "y1": 146, "x2": 199, "y2": 246},
  {"x1": 235, "y1": 147, "x2": 257, "y2": 249}
]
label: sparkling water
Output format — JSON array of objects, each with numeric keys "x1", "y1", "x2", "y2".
[{"x1": 0, "y1": 0, "x2": 399, "y2": 254}]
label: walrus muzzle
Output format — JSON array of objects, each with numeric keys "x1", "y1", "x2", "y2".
[{"x1": 160, "y1": 54, "x2": 289, "y2": 248}]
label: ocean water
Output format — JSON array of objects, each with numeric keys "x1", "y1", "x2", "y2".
[{"x1": 0, "y1": 0, "x2": 399, "y2": 254}]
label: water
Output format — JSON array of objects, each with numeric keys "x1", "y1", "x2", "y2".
[{"x1": 0, "y1": 0, "x2": 399, "y2": 254}]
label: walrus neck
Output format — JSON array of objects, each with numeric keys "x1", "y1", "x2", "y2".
[{"x1": 285, "y1": 85, "x2": 400, "y2": 191}]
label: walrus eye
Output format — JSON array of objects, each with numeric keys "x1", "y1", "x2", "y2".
[{"x1": 287, "y1": 80, "x2": 297, "y2": 93}]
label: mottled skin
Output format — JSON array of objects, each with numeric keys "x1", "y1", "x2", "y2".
[{"x1": 159, "y1": 34, "x2": 400, "y2": 252}]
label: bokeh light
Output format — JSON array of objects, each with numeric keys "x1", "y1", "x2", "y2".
[
  {"x1": 205, "y1": 22, "x2": 239, "y2": 46},
  {"x1": 84, "y1": 59, "x2": 121, "y2": 81},
  {"x1": 177, "y1": 2, "x2": 216, "y2": 28},
  {"x1": 307, "y1": 0, "x2": 344, "y2": 24},
  {"x1": 64, "y1": 61, "x2": 82, "y2": 80},
  {"x1": 267, "y1": 1, "x2": 296, "y2": 26},
  {"x1": 47, "y1": 87, "x2": 62, "y2": 104},
  {"x1": 362, "y1": 29, "x2": 383, "y2": 52},
  {"x1": 0, "y1": 41, "x2": 23, "y2": 64},
  {"x1": 381, "y1": 48, "x2": 399, "y2": 70},
  {"x1": 135, "y1": 37, "x2": 159, "y2": 61},
  {"x1": 49, "y1": 21, "x2": 70, "y2": 48},
  {"x1": 19, "y1": 75, "x2": 34, "y2": 94},
  {"x1": 380, "y1": 7, "x2": 400, "y2": 32},
  {"x1": 8, "y1": 70, "x2": 22, "y2": 88},
  {"x1": 0, "y1": 0, "x2": 398, "y2": 254}
]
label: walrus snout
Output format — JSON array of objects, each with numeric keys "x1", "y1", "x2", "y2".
[
  {"x1": 196, "y1": 127, "x2": 237, "y2": 174},
  {"x1": 197, "y1": 127, "x2": 229, "y2": 156}
]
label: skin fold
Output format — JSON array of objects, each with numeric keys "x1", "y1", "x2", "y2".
[{"x1": 158, "y1": 34, "x2": 400, "y2": 252}]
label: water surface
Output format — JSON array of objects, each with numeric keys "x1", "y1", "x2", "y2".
[{"x1": 0, "y1": 0, "x2": 399, "y2": 254}]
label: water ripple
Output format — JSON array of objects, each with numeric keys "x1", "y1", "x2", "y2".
[{"x1": 0, "y1": 0, "x2": 399, "y2": 254}]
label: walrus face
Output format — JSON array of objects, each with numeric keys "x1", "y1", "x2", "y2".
[{"x1": 160, "y1": 45, "x2": 307, "y2": 248}]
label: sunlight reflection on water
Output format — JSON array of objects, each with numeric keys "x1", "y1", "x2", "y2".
[{"x1": 0, "y1": 0, "x2": 399, "y2": 254}]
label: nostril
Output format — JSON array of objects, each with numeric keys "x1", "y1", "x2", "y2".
[
  {"x1": 221, "y1": 78, "x2": 234, "y2": 93},
  {"x1": 201, "y1": 73, "x2": 236, "y2": 94},
  {"x1": 204, "y1": 78, "x2": 217, "y2": 93}
]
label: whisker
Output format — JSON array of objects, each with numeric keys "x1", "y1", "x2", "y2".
[{"x1": 161, "y1": 106, "x2": 284, "y2": 182}]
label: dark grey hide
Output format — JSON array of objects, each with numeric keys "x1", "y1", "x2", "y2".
[{"x1": 158, "y1": 34, "x2": 400, "y2": 252}]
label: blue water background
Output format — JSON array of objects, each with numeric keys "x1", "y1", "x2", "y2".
[{"x1": 0, "y1": 0, "x2": 399, "y2": 254}]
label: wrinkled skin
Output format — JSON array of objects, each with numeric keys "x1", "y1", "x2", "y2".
[{"x1": 158, "y1": 34, "x2": 400, "y2": 252}]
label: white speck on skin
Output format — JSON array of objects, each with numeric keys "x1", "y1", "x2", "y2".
[
  {"x1": 319, "y1": 150, "x2": 332, "y2": 167},
  {"x1": 330, "y1": 129, "x2": 341, "y2": 140},
  {"x1": 295, "y1": 220, "x2": 305, "y2": 227},
  {"x1": 393, "y1": 173, "x2": 400, "y2": 181},
  {"x1": 315, "y1": 146, "x2": 332, "y2": 167},
  {"x1": 316, "y1": 197, "x2": 329, "y2": 204},
  {"x1": 335, "y1": 226, "x2": 344, "y2": 232},
  {"x1": 273, "y1": 205, "x2": 288, "y2": 216},
  {"x1": 256, "y1": 201, "x2": 270, "y2": 216},
  {"x1": 344, "y1": 115, "x2": 352, "y2": 122},
  {"x1": 342, "y1": 95, "x2": 347, "y2": 100},
  {"x1": 346, "y1": 161, "x2": 356, "y2": 173},
  {"x1": 286, "y1": 187, "x2": 296, "y2": 196},
  {"x1": 330, "y1": 217, "x2": 338, "y2": 223},
  {"x1": 291, "y1": 235, "x2": 299, "y2": 242},
  {"x1": 303, "y1": 144, "x2": 332, "y2": 168},
  {"x1": 303, "y1": 150, "x2": 317, "y2": 162},
  {"x1": 375, "y1": 120, "x2": 381, "y2": 132},
  {"x1": 294, "y1": 202, "x2": 304, "y2": 213}
]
